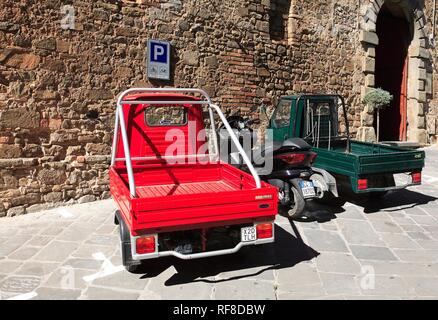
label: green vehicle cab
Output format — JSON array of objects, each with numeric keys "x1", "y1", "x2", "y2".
[{"x1": 268, "y1": 94, "x2": 425, "y2": 204}]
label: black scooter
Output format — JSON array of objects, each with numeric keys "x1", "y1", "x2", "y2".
[{"x1": 218, "y1": 116, "x2": 321, "y2": 218}]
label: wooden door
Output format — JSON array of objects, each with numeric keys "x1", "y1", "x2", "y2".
[{"x1": 399, "y1": 57, "x2": 408, "y2": 141}]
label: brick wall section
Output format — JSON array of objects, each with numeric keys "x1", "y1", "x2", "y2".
[{"x1": 0, "y1": 0, "x2": 437, "y2": 216}]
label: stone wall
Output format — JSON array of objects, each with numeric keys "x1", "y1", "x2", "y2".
[{"x1": 0, "y1": 0, "x2": 437, "y2": 216}]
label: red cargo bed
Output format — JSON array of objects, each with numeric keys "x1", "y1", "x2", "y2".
[
  {"x1": 110, "y1": 162, "x2": 278, "y2": 236},
  {"x1": 136, "y1": 180, "x2": 236, "y2": 198}
]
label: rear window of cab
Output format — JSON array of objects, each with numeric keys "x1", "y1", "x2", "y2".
[{"x1": 145, "y1": 106, "x2": 187, "y2": 126}]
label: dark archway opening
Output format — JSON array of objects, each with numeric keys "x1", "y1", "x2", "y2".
[{"x1": 374, "y1": 3, "x2": 412, "y2": 141}]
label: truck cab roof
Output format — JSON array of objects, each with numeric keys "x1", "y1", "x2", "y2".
[{"x1": 123, "y1": 92, "x2": 202, "y2": 106}]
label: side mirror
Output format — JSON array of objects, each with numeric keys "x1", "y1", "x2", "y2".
[
  {"x1": 259, "y1": 104, "x2": 267, "y2": 116},
  {"x1": 259, "y1": 104, "x2": 269, "y2": 122}
]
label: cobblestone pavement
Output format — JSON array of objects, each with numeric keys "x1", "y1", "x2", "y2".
[{"x1": 1, "y1": 146, "x2": 438, "y2": 300}]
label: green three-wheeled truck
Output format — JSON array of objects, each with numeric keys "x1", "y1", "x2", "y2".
[{"x1": 268, "y1": 94, "x2": 425, "y2": 206}]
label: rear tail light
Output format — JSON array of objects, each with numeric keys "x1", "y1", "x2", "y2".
[
  {"x1": 308, "y1": 152, "x2": 317, "y2": 164},
  {"x1": 256, "y1": 223, "x2": 273, "y2": 239},
  {"x1": 275, "y1": 153, "x2": 306, "y2": 165},
  {"x1": 412, "y1": 172, "x2": 422, "y2": 184},
  {"x1": 357, "y1": 179, "x2": 368, "y2": 190},
  {"x1": 136, "y1": 236, "x2": 156, "y2": 254}
]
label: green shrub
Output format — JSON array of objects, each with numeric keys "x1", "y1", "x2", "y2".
[
  {"x1": 362, "y1": 88, "x2": 393, "y2": 109},
  {"x1": 362, "y1": 88, "x2": 393, "y2": 142}
]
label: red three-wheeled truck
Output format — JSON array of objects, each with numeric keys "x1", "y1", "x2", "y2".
[{"x1": 110, "y1": 88, "x2": 278, "y2": 272}]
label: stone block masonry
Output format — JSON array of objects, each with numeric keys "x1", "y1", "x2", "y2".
[{"x1": 0, "y1": 0, "x2": 437, "y2": 216}]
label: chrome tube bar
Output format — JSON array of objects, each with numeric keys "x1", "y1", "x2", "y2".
[{"x1": 111, "y1": 88, "x2": 262, "y2": 199}]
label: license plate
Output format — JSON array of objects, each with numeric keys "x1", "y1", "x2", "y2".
[
  {"x1": 299, "y1": 181, "x2": 316, "y2": 198},
  {"x1": 394, "y1": 173, "x2": 412, "y2": 187},
  {"x1": 241, "y1": 226, "x2": 257, "y2": 242}
]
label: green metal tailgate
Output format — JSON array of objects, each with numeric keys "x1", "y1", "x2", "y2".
[
  {"x1": 358, "y1": 149, "x2": 425, "y2": 175},
  {"x1": 312, "y1": 140, "x2": 425, "y2": 177}
]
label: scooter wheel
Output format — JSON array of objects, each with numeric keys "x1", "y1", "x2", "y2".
[{"x1": 287, "y1": 186, "x2": 306, "y2": 219}]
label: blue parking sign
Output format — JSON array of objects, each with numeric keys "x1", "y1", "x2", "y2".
[{"x1": 147, "y1": 39, "x2": 170, "y2": 80}]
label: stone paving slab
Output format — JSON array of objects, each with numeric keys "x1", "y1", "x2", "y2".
[
  {"x1": 358, "y1": 260, "x2": 436, "y2": 277},
  {"x1": 81, "y1": 286, "x2": 140, "y2": 300},
  {"x1": 379, "y1": 233, "x2": 421, "y2": 249},
  {"x1": 359, "y1": 275, "x2": 411, "y2": 297},
  {"x1": 319, "y1": 272, "x2": 361, "y2": 295},
  {"x1": 301, "y1": 229, "x2": 349, "y2": 252},
  {"x1": 349, "y1": 245, "x2": 398, "y2": 261},
  {"x1": 403, "y1": 277, "x2": 438, "y2": 297},
  {"x1": 214, "y1": 280, "x2": 275, "y2": 300},
  {"x1": 336, "y1": 220, "x2": 385, "y2": 246},
  {"x1": 0, "y1": 146, "x2": 438, "y2": 300},
  {"x1": 314, "y1": 252, "x2": 361, "y2": 274}
]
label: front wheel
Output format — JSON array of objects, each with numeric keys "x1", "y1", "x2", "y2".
[{"x1": 287, "y1": 186, "x2": 306, "y2": 219}]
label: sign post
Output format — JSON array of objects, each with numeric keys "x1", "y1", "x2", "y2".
[{"x1": 147, "y1": 39, "x2": 171, "y2": 81}]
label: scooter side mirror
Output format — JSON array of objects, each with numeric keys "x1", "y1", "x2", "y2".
[{"x1": 260, "y1": 104, "x2": 270, "y2": 123}]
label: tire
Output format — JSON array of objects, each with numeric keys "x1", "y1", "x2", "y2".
[
  {"x1": 125, "y1": 263, "x2": 141, "y2": 273},
  {"x1": 316, "y1": 193, "x2": 347, "y2": 207},
  {"x1": 116, "y1": 213, "x2": 142, "y2": 273},
  {"x1": 287, "y1": 186, "x2": 306, "y2": 219}
]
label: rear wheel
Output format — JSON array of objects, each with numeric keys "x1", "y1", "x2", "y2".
[
  {"x1": 287, "y1": 186, "x2": 306, "y2": 219},
  {"x1": 125, "y1": 263, "x2": 141, "y2": 273},
  {"x1": 116, "y1": 212, "x2": 142, "y2": 273},
  {"x1": 119, "y1": 225, "x2": 142, "y2": 273}
]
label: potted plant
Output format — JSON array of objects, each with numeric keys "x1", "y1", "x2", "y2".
[{"x1": 362, "y1": 88, "x2": 393, "y2": 142}]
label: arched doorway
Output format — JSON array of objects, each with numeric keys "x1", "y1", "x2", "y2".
[{"x1": 374, "y1": 2, "x2": 413, "y2": 141}]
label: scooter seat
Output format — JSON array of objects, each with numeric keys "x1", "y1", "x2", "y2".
[
  {"x1": 252, "y1": 138, "x2": 311, "y2": 164},
  {"x1": 282, "y1": 138, "x2": 312, "y2": 150}
]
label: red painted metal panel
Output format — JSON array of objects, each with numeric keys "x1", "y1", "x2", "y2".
[
  {"x1": 136, "y1": 181, "x2": 236, "y2": 198},
  {"x1": 111, "y1": 162, "x2": 277, "y2": 235},
  {"x1": 109, "y1": 167, "x2": 132, "y2": 227}
]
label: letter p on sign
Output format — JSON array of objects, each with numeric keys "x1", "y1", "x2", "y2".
[{"x1": 154, "y1": 45, "x2": 164, "y2": 61}]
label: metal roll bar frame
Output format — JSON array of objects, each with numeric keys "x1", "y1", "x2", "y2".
[
  {"x1": 294, "y1": 94, "x2": 351, "y2": 153},
  {"x1": 111, "y1": 88, "x2": 262, "y2": 197}
]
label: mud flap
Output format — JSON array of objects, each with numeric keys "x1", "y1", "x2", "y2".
[{"x1": 310, "y1": 167, "x2": 339, "y2": 198}]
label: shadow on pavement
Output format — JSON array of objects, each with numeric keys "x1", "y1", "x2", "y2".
[
  {"x1": 295, "y1": 201, "x2": 345, "y2": 223},
  {"x1": 277, "y1": 200, "x2": 344, "y2": 224},
  {"x1": 290, "y1": 188, "x2": 437, "y2": 223},
  {"x1": 135, "y1": 223, "x2": 319, "y2": 286},
  {"x1": 348, "y1": 189, "x2": 437, "y2": 213}
]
